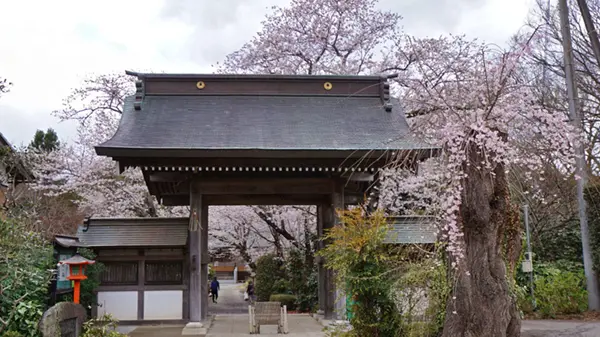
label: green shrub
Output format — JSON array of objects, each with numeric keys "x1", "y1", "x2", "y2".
[
  {"x1": 534, "y1": 267, "x2": 587, "y2": 317},
  {"x1": 318, "y1": 208, "x2": 401, "y2": 337},
  {"x1": 82, "y1": 313, "x2": 127, "y2": 337},
  {"x1": 394, "y1": 253, "x2": 449, "y2": 337},
  {"x1": 516, "y1": 261, "x2": 588, "y2": 317},
  {"x1": 270, "y1": 294, "x2": 297, "y2": 311},
  {"x1": 3, "y1": 331, "x2": 25, "y2": 337},
  {"x1": 285, "y1": 248, "x2": 318, "y2": 312},
  {"x1": 255, "y1": 254, "x2": 286, "y2": 301},
  {"x1": 208, "y1": 264, "x2": 216, "y2": 280},
  {"x1": 272, "y1": 279, "x2": 290, "y2": 295},
  {"x1": 0, "y1": 217, "x2": 53, "y2": 336},
  {"x1": 10, "y1": 300, "x2": 46, "y2": 336}
]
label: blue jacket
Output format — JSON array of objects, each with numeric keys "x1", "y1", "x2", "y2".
[{"x1": 211, "y1": 280, "x2": 220, "y2": 292}]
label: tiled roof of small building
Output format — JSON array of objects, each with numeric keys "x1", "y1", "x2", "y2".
[{"x1": 77, "y1": 217, "x2": 189, "y2": 247}]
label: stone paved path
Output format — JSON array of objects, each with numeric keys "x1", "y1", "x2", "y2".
[
  {"x1": 117, "y1": 318, "x2": 600, "y2": 336},
  {"x1": 209, "y1": 283, "x2": 248, "y2": 315},
  {"x1": 126, "y1": 325, "x2": 185, "y2": 337},
  {"x1": 521, "y1": 320, "x2": 600, "y2": 337},
  {"x1": 117, "y1": 287, "x2": 600, "y2": 337},
  {"x1": 207, "y1": 314, "x2": 325, "y2": 336}
]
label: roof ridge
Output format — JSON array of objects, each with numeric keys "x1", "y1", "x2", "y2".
[{"x1": 125, "y1": 70, "x2": 389, "y2": 81}]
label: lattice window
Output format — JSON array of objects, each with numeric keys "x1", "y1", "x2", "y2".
[
  {"x1": 100, "y1": 262, "x2": 138, "y2": 285},
  {"x1": 145, "y1": 261, "x2": 183, "y2": 285}
]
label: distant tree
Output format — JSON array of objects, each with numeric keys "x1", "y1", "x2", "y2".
[
  {"x1": 29, "y1": 128, "x2": 60, "y2": 152},
  {"x1": 523, "y1": 0, "x2": 600, "y2": 174}
]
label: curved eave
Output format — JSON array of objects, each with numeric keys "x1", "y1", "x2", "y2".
[{"x1": 94, "y1": 147, "x2": 437, "y2": 159}]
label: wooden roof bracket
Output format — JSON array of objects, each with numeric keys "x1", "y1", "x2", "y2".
[
  {"x1": 125, "y1": 70, "x2": 145, "y2": 111},
  {"x1": 379, "y1": 73, "x2": 398, "y2": 112},
  {"x1": 133, "y1": 79, "x2": 145, "y2": 111}
]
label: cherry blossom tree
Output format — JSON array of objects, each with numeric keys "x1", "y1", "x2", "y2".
[
  {"x1": 1, "y1": 140, "x2": 84, "y2": 238},
  {"x1": 210, "y1": 205, "x2": 316, "y2": 267},
  {"x1": 379, "y1": 34, "x2": 579, "y2": 337},
  {"x1": 252, "y1": 206, "x2": 316, "y2": 259},
  {"x1": 33, "y1": 73, "x2": 182, "y2": 218},
  {"x1": 215, "y1": 0, "x2": 413, "y2": 75},
  {"x1": 40, "y1": 73, "x2": 315, "y2": 260},
  {"x1": 218, "y1": 1, "x2": 579, "y2": 333},
  {"x1": 210, "y1": 206, "x2": 266, "y2": 268},
  {"x1": 523, "y1": 0, "x2": 600, "y2": 174},
  {"x1": 493, "y1": 0, "x2": 600, "y2": 266}
]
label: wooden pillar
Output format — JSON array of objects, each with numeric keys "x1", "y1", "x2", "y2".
[
  {"x1": 317, "y1": 180, "x2": 346, "y2": 320},
  {"x1": 331, "y1": 182, "x2": 346, "y2": 320},
  {"x1": 186, "y1": 181, "x2": 209, "y2": 331},
  {"x1": 200, "y1": 202, "x2": 209, "y2": 320},
  {"x1": 316, "y1": 205, "x2": 331, "y2": 319},
  {"x1": 137, "y1": 249, "x2": 145, "y2": 320}
]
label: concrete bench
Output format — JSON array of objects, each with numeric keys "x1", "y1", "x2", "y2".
[{"x1": 248, "y1": 301, "x2": 288, "y2": 334}]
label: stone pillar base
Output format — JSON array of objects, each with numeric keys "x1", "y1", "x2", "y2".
[{"x1": 182, "y1": 322, "x2": 207, "y2": 336}]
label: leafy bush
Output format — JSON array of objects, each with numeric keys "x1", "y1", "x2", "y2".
[
  {"x1": 208, "y1": 264, "x2": 216, "y2": 280},
  {"x1": 534, "y1": 267, "x2": 587, "y2": 317},
  {"x1": 255, "y1": 254, "x2": 286, "y2": 301},
  {"x1": 82, "y1": 313, "x2": 127, "y2": 337},
  {"x1": 270, "y1": 294, "x2": 297, "y2": 311},
  {"x1": 517, "y1": 261, "x2": 588, "y2": 317},
  {"x1": 394, "y1": 253, "x2": 449, "y2": 337},
  {"x1": 3, "y1": 331, "x2": 24, "y2": 337},
  {"x1": 318, "y1": 208, "x2": 401, "y2": 337},
  {"x1": 284, "y1": 248, "x2": 318, "y2": 312},
  {"x1": 0, "y1": 217, "x2": 53, "y2": 336},
  {"x1": 10, "y1": 300, "x2": 46, "y2": 336}
]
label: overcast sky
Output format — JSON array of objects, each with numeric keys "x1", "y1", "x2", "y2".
[{"x1": 0, "y1": 0, "x2": 535, "y2": 147}]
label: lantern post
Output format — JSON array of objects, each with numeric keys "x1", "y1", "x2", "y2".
[{"x1": 58, "y1": 254, "x2": 96, "y2": 304}]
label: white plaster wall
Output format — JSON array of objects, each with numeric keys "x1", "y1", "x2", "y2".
[
  {"x1": 143, "y1": 290, "x2": 183, "y2": 320},
  {"x1": 97, "y1": 291, "x2": 138, "y2": 321}
]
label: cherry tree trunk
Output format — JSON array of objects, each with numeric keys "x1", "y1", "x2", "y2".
[{"x1": 441, "y1": 144, "x2": 521, "y2": 337}]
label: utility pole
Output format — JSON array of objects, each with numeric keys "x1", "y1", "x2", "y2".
[
  {"x1": 576, "y1": 0, "x2": 600, "y2": 67},
  {"x1": 523, "y1": 205, "x2": 536, "y2": 309},
  {"x1": 558, "y1": 0, "x2": 600, "y2": 310}
]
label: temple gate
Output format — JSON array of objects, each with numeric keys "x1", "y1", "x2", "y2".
[{"x1": 93, "y1": 71, "x2": 434, "y2": 329}]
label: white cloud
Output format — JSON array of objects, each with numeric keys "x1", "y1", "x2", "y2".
[{"x1": 0, "y1": 0, "x2": 534, "y2": 146}]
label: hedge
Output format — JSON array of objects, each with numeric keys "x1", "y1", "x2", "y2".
[{"x1": 269, "y1": 294, "x2": 297, "y2": 311}]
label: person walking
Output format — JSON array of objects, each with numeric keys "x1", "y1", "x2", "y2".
[
  {"x1": 210, "y1": 277, "x2": 220, "y2": 304},
  {"x1": 246, "y1": 280, "x2": 256, "y2": 304}
]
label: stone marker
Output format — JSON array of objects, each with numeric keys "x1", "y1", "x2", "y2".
[{"x1": 39, "y1": 302, "x2": 87, "y2": 337}]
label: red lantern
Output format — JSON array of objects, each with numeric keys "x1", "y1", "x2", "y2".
[{"x1": 58, "y1": 254, "x2": 95, "y2": 304}]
